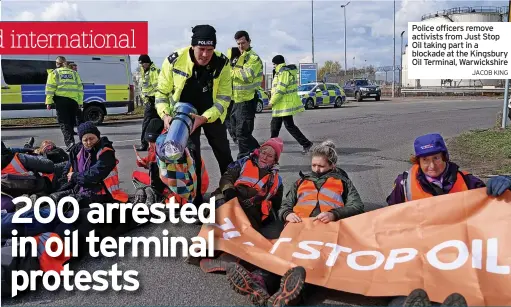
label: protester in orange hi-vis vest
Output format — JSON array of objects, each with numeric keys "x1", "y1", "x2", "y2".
[
  {"x1": 199, "y1": 138, "x2": 284, "y2": 274},
  {"x1": 59, "y1": 121, "x2": 129, "y2": 205},
  {"x1": 386, "y1": 133, "x2": 486, "y2": 206},
  {"x1": 385, "y1": 134, "x2": 511, "y2": 306},
  {"x1": 278, "y1": 140, "x2": 365, "y2": 224}
]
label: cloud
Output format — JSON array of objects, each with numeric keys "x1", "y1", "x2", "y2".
[{"x1": 2, "y1": 0, "x2": 507, "y2": 72}]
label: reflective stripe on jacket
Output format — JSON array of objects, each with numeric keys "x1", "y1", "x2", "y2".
[
  {"x1": 155, "y1": 46, "x2": 232, "y2": 123},
  {"x1": 403, "y1": 164, "x2": 469, "y2": 202},
  {"x1": 270, "y1": 63, "x2": 304, "y2": 117},
  {"x1": 235, "y1": 159, "x2": 282, "y2": 221},
  {"x1": 141, "y1": 63, "x2": 160, "y2": 98},
  {"x1": 1, "y1": 153, "x2": 31, "y2": 176},
  {"x1": 293, "y1": 177, "x2": 344, "y2": 218},
  {"x1": 45, "y1": 67, "x2": 84, "y2": 105},
  {"x1": 68, "y1": 147, "x2": 129, "y2": 203},
  {"x1": 228, "y1": 48, "x2": 263, "y2": 103}
]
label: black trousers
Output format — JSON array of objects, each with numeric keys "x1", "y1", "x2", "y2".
[
  {"x1": 189, "y1": 119, "x2": 234, "y2": 206},
  {"x1": 54, "y1": 96, "x2": 79, "y2": 147},
  {"x1": 140, "y1": 97, "x2": 159, "y2": 147},
  {"x1": 231, "y1": 98, "x2": 260, "y2": 159},
  {"x1": 270, "y1": 115, "x2": 312, "y2": 148},
  {"x1": 225, "y1": 101, "x2": 236, "y2": 141}
]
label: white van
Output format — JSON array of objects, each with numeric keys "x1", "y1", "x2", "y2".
[{"x1": 1, "y1": 55, "x2": 134, "y2": 125}]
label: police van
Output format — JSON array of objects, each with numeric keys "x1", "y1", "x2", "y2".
[{"x1": 1, "y1": 55, "x2": 134, "y2": 125}]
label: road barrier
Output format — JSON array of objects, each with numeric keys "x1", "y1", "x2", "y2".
[{"x1": 401, "y1": 87, "x2": 506, "y2": 97}]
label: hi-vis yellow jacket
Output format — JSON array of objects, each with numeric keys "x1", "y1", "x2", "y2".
[
  {"x1": 155, "y1": 46, "x2": 232, "y2": 124},
  {"x1": 227, "y1": 47, "x2": 263, "y2": 103},
  {"x1": 270, "y1": 63, "x2": 304, "y2": 117},
  {"x1": 141, "y1": 62, "x2": 160, "y2": 100},
  {"x1": 45, "y1": 67, "x2": 84, "y2": 106}
]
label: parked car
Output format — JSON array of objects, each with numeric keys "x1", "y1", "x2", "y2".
[
  {"x1": 255, "y1": 88, "x2": 270, "y2": 113},
  {"x1": 297, "y1": 81, "x2": 346, "y2": 110},
  {"x1": 343, "y1": 78, "x2": 381, "y2": 101}
]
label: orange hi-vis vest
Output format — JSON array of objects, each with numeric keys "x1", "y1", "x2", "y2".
[
  {"x1": 403, "y1": 164, "x2": 469, "y2": 202},
  {"x1": 69, "y1": 147, "x2": 129, "y2": 203},
  {"x1": 294, "y1": 177, "x2": 344, "y2": 218},
  {"x1": 234, "y1": 159, "x2": 282, "y2": 221},
  {"x1": 34, "y1": 232, "x2": 71, "y2": 272},
  {"x1": 1, "y1": 153, "x2": 31, "y2": 176}
]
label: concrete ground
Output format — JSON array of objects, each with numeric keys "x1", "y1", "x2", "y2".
[{"x1": 1, "y1": 97, "x2": 502, "y2": 306}]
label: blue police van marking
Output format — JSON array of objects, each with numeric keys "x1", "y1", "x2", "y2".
[{"x1": 20, "y1": 84, "x2": 108, "y2": 104}]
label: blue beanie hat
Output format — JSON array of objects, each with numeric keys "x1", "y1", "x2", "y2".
[
  {"x1": 414, "y1": 133, "x2": 449, "y2": 159},
  {"x1": 78, "y1": 121, "x2": 100, "y2": 140}
]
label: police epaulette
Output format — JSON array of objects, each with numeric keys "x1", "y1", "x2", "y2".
[
  {"x1": 167, "y1": 52, "x2": 179, "y2": 64},
  {"x1": 150, "y1": 66, "x2": 156, "y2": 71}
]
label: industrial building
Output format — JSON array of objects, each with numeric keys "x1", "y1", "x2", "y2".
[{"x1": 401, "y1": 6, "x2": 509, "y2": 88}]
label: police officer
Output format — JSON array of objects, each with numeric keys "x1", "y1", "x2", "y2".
[
  {"x1": 228, "y1": 30, "x2": 263, "y2": 159},
  {"x1": 136, "y1": 54, "x2": 161, "y2": 151},
  {"x1": 269, "y1": 55, "x2": 313, "y2": 154},
  {"x1": 155, "y1": 24, "x2": 234, "y2": 206},
  {"x1": 45, "y1": 56, "x2": 84, "y2": 151}
]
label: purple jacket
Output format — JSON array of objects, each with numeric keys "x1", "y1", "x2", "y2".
[{"x1": 386, "y1": 162, "x2": 486, "y2": 206}]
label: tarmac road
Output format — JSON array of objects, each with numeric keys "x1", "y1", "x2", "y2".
[{"x1": 1, "y1": 97, "x2": 502, "y2": 306}]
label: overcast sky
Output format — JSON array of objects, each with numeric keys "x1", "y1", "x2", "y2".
[{"x1": 2, "y1": 0, "x2": 509, "y2": 75}]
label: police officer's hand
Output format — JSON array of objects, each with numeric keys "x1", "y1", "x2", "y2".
[
  {"x1": 191, "y1": 114, "x2": 208, "y2": 133},
  {"x1": 285, "y1": 213, "x2": 302, "y2": 223},
  {"x1": 46, "y1": 105, "x2": 51, "y2": 110},
  {"x1": 163, "y1": 114, "x2": 173, "y2": 130}
]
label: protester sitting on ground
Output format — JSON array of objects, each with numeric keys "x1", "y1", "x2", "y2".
[
  {"x1": 212, "y1": 137, "x2": 284, "y2": 230},
  {"x1": 386, "y1": 133, "x2": 487, "y2": 206},
  {"x1": 278, "y1": 140, "x2": 365, "y2": 223},
  {"x1": 55, "y1": 121, "x2": 129, "y2": 206},
  {"x1": 222, "y1": 141, "x2": 364, "y2": 307},
  {"x1": 199, "y1": 138, "x2": 285, "y2": 274}
]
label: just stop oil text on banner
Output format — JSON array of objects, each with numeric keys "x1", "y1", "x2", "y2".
[{"x1": 0, "y1": 22, "x2": 148, "y2": 55}]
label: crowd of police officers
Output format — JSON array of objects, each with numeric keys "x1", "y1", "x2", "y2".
[{"x1": 43, "y1": 25, "x2": 313, "y2": 198}]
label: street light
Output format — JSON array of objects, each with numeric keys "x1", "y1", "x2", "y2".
[
  {"x1": 400, "y1": 30, "x2": 405, "y2": 88},
  {"x1": 392, "y1": 0, "x2": 396, "y2": 98},
  {"x1": 341, "y1": 1, "x2": 350, "y2": 77},
  {"x1": 312, "y1": 0, "x2": 315, "y2": 63}
]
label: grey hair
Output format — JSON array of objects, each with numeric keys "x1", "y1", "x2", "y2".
[{"x1": 311, "y1": 140, "x2": 338, "y2": 165}]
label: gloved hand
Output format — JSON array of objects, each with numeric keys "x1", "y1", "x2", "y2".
[
  {"x1": 487, "y1": 176, "x2": 511, "y2": 197},
  {"x1": 223, "y1": 188, "x2": 237, "y2": 202}
]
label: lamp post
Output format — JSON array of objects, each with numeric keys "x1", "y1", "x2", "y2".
[
  {"x1": 400, "y1": 30, "x2": 405, "y2": 88},
  {"x1": 341, "y1": 2, "x2": 350, "y2": 77},
  {"x1": 353, "y1": 56, "x2": 355, "y2": 78},
  {"x1": 392, "y1": 0, "x2": 396, "y2": 98},
  {"x1": 502, "y1": 0, "x2": 510, "y2": 128},
  {"x1": 312, "y1": 0, "x2": 315, "y2": 63}
]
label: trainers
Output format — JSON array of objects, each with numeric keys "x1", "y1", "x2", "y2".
[
  {"x1": 441, "y1": 293, "x2": 467, "y2": 307},
  {"x1": 402, "y1": 289, "x2": 431, "y2": 307},
  {"x1": 226, "y1": 263, "x2": 270, "y2": 306},
  {"x1": 200, "y1": 252, "x2": 240, "y2": 274},
  {"x1": 267, "y1": 266, "x2": 306, "y2": 307}
]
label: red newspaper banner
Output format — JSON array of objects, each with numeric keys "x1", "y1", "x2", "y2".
[
  {"x1": 0, "y1": 21, "x2": 148, "y2": 54},
  {"x1": 199, "y1": 188, "x2": 511, "y2": 306}
]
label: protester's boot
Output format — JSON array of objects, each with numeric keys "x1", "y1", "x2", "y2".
[
  {"x1": 200, "y1": 252, "x2": 240, "y2": 274},
  {"x1": 441, "y1": 293, "x2": 467, "y2": 307},
  {"x1": 226, "y1": 263, "x2": 270, "y2": 306},
  {"x1": 402, "y1": 289, "x2": 432, "y2": 307},
  {"x1": 24, "y1": 137, "x2": 35, "y2": 148},
  {"x1": 267, "y1": 266, "x2": 306, "y2": 307}
]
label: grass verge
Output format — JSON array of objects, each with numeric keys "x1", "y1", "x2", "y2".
[
  {"x1": 1, "y1": 106, "x2": 144, "y2": 127},
  {"x1": 447, "y1": 127, "x2": 511, "y2": 176}
]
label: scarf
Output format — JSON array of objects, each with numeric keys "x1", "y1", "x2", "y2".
[{"x1": 77, "y1": 147, "x2": 93, "y2": 193}]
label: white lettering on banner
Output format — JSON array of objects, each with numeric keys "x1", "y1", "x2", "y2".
[
  {"x1": 256, "y1": 236, "x2": 510, "y2": 274},
  {"x1": 407, "y1": 22, "x2": 511, "y2": 79}
]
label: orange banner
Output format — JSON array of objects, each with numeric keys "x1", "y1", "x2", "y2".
[{"x1": 198, "y1": 188, "x2": 511, "y2": 306}]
